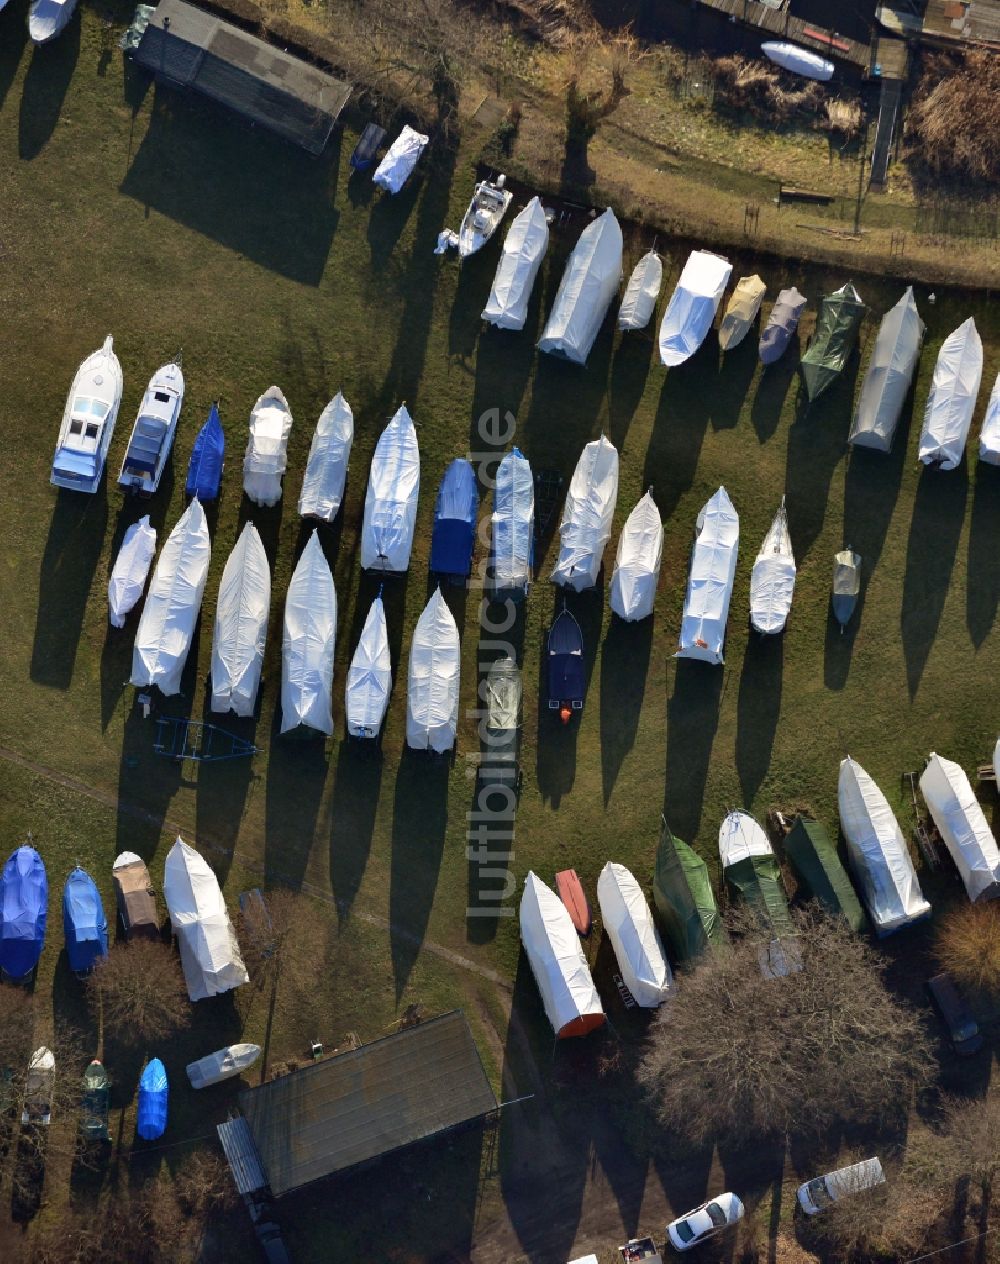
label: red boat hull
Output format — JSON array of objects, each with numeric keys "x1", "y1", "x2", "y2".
[{"x1": 555, "y1": 869, "x2": 592, "y2": 937}]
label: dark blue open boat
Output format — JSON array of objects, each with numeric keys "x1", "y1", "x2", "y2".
[
  {"x1": 185, "y1": 403, "x2": 224, "y2": 501},
  {"x1": 547, "y1": 606, "x2": 584, "y2": 722},
  {"x1": 430, "y1": 458, "x2": 478, "y2": 580},
  {"x1": 350, "y1": 122, "x2": 387, "y2": 171}
]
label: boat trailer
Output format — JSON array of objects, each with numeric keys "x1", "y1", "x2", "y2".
[{"x1": 154, "y1": 717, "x2": 259, "y2": 762}]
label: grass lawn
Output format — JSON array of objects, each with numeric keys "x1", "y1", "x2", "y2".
[{"x1": 2, "y1": 4, "x2": 1000, "y2": 1260}]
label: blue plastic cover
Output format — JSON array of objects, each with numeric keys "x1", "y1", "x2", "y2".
[
  {"x1": 0, "y1": 846, "x2": 48, "y2": 980},
  {"x1": 185, "y1": 404, "x2": 225, "y2": 501},
  {"x1": 430, "y1": 458, "x2": 478, "y2": 577},
  {"x1": 137, "y1": 1058, "x2": 169, "y2": 1140},
  {"x1": 62, "y1": 868, "x2": 109, "y2": 974},
  {"x1": 548, "y1": 608, "x2": 584, "y2": 703}
]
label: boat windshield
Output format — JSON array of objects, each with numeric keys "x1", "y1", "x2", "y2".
[
  {"x1": 805, "y1": 1178, "x2": 834, "y2": 1210},
  {"x1": 71, "y1": 395, "x2": 109, "y2": 429}
]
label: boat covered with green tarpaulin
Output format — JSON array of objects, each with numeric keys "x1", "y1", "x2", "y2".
[
  {"x1": 719, "y1": 811, "x2": 794, "y2": 938},
  {"x1": 783, "y1": 816, "x2": 866, "y2": 932},
  {"x1": 800, "y1": 282, "x2": 866, "y2": 402},
  {"x1": 652, "y1": 818, "x2": 724, "y2": 960}
]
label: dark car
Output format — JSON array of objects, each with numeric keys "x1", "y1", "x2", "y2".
[{"x1": 927, "y1": 972, "x2": 983, "y2": 1056}]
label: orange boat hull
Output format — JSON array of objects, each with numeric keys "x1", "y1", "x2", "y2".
[{"x1": 555, "y1": 868, "x2": 592, "y2": 937}]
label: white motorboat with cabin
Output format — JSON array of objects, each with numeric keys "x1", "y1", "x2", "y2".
[
  {"x1": 118, "y1": 361, "x2": 184, "y2": 495},
  {"x1": 458, "y1": 175, "x2": 512, "y2": 258},
  {"x1": 50, "y1": 336, "x2": 124, "y2": 493}
]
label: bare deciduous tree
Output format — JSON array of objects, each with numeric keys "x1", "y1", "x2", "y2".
[
  {"x1": 0, "y1": 983, "x2": 36, "y2": 1075},
  {"x1": 238, "y1": 887, "x2": 300, "y2": 988},
  {"x1": 637, "y1": 907, "x2": 932, "y2": 1147},
  {"x1": 29, "y1": 1145, "x2": 246, "y2": 1263},
  {"x1": 917, "y1": 1093, "x2": 1000, "y2": 1195},
  {"x1": 6, "y1": 1019, "x2": 97, "y2": 1219},
  {"x1": 87, "y1": 940, "x2": 189, "y2": 1045}
]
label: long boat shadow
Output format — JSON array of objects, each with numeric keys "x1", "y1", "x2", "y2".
[
  {"x1": 31, "y1": 489, "x2": 108, "y2": 691},
  {"x1": 388, "y1": 749, "x2": 449, "y2": 1001}
]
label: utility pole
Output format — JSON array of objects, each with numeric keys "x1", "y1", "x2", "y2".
[{"x1": 854, "y1": 114, "x2": 869, "y2": 236}]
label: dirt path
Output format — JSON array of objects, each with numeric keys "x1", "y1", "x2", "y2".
[{"x1": 0, "y1": 742, "x2": 511, "y2": 992}]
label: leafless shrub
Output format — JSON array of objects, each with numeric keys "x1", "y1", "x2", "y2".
[
  {"x1": 712, "y1": 55, "x2": 832, "y2": 126},
  {"x1": 637, "y1": 907, "x2": 932, "y2": 1148},
  {"x1": 907, "y1": 51, "x2": 1000, "y2": 185},
  {"x1": 825, "y1": 97, "x2": 861, "y2": 137},
  {"x1": 913, "y1": 1092, "x2": 1000, "y2": 1197},
  {"x1": 803, "y1": 1174, "x2": 933, "y2": 1261},
  {"x1": 30, "y1": 1147, "x2": 242, "y2": 1263},
  {"x1": 936, "y1": 901, "x2": 1000, "y2": 995},
  {"x1": 174, "y1": 1148, "x2": 239, "y2": 1218},
  {"x1": 238, "y1": 887, "x2": 300, "y2": 988},
  {"x1": 87, "y1": 940, "x2": 189, "y2": 1046}
]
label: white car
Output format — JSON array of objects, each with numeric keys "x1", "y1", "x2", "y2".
[{"x1": 667, "y1": 1192, "x2": 744, "y2": 1252}]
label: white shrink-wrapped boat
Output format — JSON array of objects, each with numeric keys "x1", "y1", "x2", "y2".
[
  {"x1": 520, "y1": 871, "x2": 604, "y2": 1039},
  {"x1": 617, "y1": 251, "x2": 663, "y2": 332},
  {"x1": 482, "y1": 197, "x2": 550, "y2": 331},
  {"x1": 210, "y1": 522, "x2": 271, "y2": 719},
  {"x1": 918, "y1": 317, "x2": 982, "y2": 470},
  {"x1": 609, "y1": 491, "x2": 662, "y2": 622},
  {"x1": 118, "y1": 361, "x2": 185, "y2": 495},
  {"x1": 186, "y1": 1043, "x2": 261, "y2": 1089},
  {"x1": 360, "y1": 406, "x2": 420, "y2": 573},
  {"x1": 491, "y1": 447, "x2": 534, "y2": 597},
  {"x1": 718, "y1": 275, "x2": 766, "y2": 351},
  {"x1": 29, "y1": 0, "x2": 78, "y2": 43},
  {"x1": 345, "y1": 593, "x2": 392, "y2": 740},
  {"x1": 538, "y1": 209, "x2": 623, "y2": 365},
  {"x1": 130, "y1": 499, "x2": 211, "y2": 695},
  {"x1": 838, "y1": 757, "x2": 931, "y2": 935},
  {"x1": 920, "y1": 753, "x2": 1000, "y2": 903},
  {"x1": 163, "y1": 838, "x2": 247, "y2": 1002},
  {"x1": 298, "y1": 393, "x2": 354, "y2": 522},
  {"x1": 108, "y1": 516, "x2": 157, "y2": 629},
  {"x1": 50, "y1": 335, "x2": 123, "y2": 493},
  {"x1": 243, "y1": 387, "x2": 293, "y2": 507},
  {"x1": 597, "y1": 861, "x2": 672, "y2": 1007},
  {"x1": 551, "y1": 435, "x2": 619, "y2": 592},
  {"x1": 280, "y1": 532, "x2": 336, "y2": 737},
  {"x1": 406, "y1": 589, "x2": 460, "y2": 753},
  {"x1": 978, "y1": 375, "x2": 1000, "y2": 465},
  {"x1": 676, "y1": 487, "x2": 739, "y2": 664},
  {"x1": 761, "y1": 40, "x2": 834, "y2": 81},
  {"x1": 458, "y1": 175, "x2": 512, "y2": 257},
  {"x1": 659, "y1": 250, "x2": 733, "y2": 367},
  {"x1": 849, "y1": 287, "x2": 924, "y2": 453},
  {"x1": 372, "y1": 126, "x2": 429, "y2": 194},
  {"x1": 749, "y1": 497, "x2": 796, "y2": 635}
]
